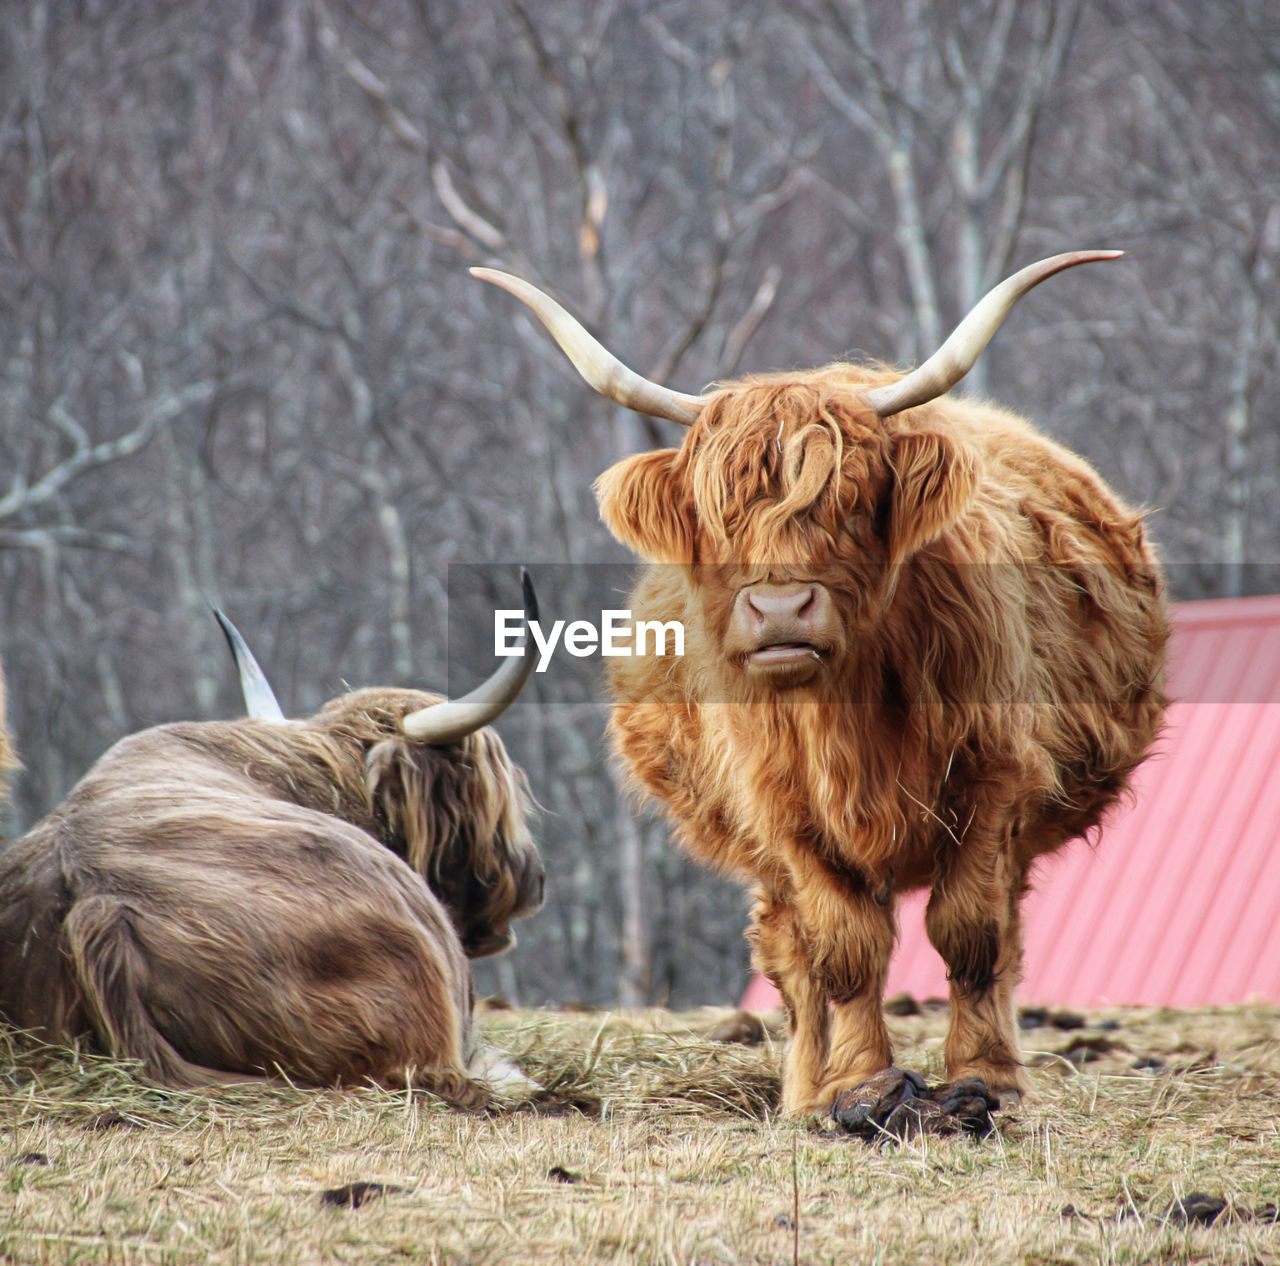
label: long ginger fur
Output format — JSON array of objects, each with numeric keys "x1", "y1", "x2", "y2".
[{"x1": 598, "y1": 364, "x2": 1167, "y2": 1113}]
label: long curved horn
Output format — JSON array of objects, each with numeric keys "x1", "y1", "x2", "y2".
[
  {"x1": 402, "y1": 569, "x2": 539, "y2": 745},
  {"x1": 864, "y1": 251, "x2": 1124, "y2": 417},
  {"x1": 471, "y1": 268, "x2": 707, "y2": 426},
  {"x1": 213, "y1": 607, "x2": 287, "y2": 722}
]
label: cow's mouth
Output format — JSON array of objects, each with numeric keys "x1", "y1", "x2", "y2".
[
  {"x1": 748, "y1": 642, "x2": 823, "y2": 667},
  {"x1": 744, "y1": 642, "x2": 827, "y2": 683}
]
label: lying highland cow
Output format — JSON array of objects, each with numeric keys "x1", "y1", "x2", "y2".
[
  {"x1": 0, "y1": 576, "x2": 543, "y2": 1105},
  {"x1": 476, "y1": 255, "x2": 1168, "y2": 1136}
]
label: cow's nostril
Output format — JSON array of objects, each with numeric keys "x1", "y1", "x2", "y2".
[{"x1": 745, "y1": 584, "x2": 819, "y2": 627}]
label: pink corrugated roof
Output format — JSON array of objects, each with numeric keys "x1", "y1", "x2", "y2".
[{"x1": 740, "y1": 594, "x2": 1280, "y2": 1011}]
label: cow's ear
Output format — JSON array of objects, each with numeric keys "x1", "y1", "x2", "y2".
[
  {"x1": 886, "y1": 429, "x2": 979, "y2": 564},
  {"x1": 595, "y1": 449, "x2": 693, "y2": 563}
]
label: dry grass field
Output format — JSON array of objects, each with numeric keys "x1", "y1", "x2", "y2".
[{"x1": 1, "y1": 1002, "x2": 1277, "y2": 1265}]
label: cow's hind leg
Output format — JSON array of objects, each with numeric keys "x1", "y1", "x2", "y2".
[{"x1": 64, "y1": 896, "x2": 263, "y2": 1088}]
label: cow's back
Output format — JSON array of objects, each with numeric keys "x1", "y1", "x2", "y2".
[{"x1": 905, "y1": 399, "x2": 1169, "y2": 856}]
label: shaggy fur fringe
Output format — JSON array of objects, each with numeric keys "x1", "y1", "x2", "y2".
[{"x1": 598, "y1": 363, "x2": 1168, "y2": 1114}]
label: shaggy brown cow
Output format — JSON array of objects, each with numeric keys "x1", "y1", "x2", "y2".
[
  {"x1": 0, "y1": 580, "x2": 544, "y2": 1105},
  {"x1": 476, "y1": 255, "x2": 1168, "y2": 1133}
]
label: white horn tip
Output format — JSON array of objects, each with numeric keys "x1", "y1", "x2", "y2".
[
  {"x1": 399, "y1": 568, "x2": 538, "y2": 746},
  {"x1": 1053, "y1": 249, "x2": 1124, "y2": 269},
  {"x1": 471, "y1": 266, "x2": 517, "y2": 287}
]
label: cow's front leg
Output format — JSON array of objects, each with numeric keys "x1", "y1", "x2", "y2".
[
  {"x1": 813, "y1": 892, "x2": 896, "y2": 1106},
  {"x1": 925, "y1": 836, "x2": 1028, "y2": 1105},
  {"x1": 759, "y1": 858, "x2": 897, "y2": 1116},
  {"x1": 747, "y1": 887, "x2": 834, "y2": 1116},
  {"x1": 822, "y1": 841, "x2": 1010, "y2": 1141}
]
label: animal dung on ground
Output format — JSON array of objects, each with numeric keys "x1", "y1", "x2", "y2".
[
  {"x1": 704, "y1": 1010, "x2": 769, "y2": 1045},
  {"x1": 1048, "y1": 1009, "x2": 1087, "y2": 1030},
  {"x1": 1018, "y1": 1006, "x2": 1088, "y2": 1030},
  {"x1": 320, "y1": 1181, "x2": 408, "y2": 1209},
  {"x1": 884, "y1": 993, "x2": 922, "y2": 1017},
  {"x1": 86, "y1": 1112, "x2": 143, "y2": 1132},
  {"x1": 1164, "y1": 1193, "x2": 1230, "y2": 1226},
  {"x1": 829, "y1": 1068, "x2": 997, "y2": 1142}
]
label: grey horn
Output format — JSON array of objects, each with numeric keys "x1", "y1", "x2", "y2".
[
  {"x1": 471, "y1": 268, "x2": 706, "y2": 426},
  {"x1": 474, "y1": 252, "x2": 1121, "y2": 427},
  {"x1": 402, "y1": 569, "x2": 539, "y2": 744},
  {"x1": 213, "y1": 607, "x2": 287, "y2": 723},
  {"x1": 864, "y1": 251, "x2": 1124, "y2": 417}
]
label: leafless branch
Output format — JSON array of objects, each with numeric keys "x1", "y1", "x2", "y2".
[{"x1": 0, "y1": 382, "x2": 216, "y2": 522}]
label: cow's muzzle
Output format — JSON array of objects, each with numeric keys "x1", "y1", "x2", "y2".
[{"x1": 732, "y1": 582, "x2": 839, "y2": 685}]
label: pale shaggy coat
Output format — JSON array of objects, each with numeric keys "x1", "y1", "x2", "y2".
[{"x1": 0, "y1": 688, "x2": 542, "y2": 1104}]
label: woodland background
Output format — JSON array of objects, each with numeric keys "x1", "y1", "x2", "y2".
[{"x1": 1, "y1": 0, "x2": 1276, "y2": 1007}]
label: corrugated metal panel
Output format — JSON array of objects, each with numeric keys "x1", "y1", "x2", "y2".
[{"x1": 740, "y1": 594, "x2": 1280, "y2": 1010}]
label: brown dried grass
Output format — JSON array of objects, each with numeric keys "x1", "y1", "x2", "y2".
[{"x1": 1, "y1": 1004, "x2": 1277, "y2": 1264}]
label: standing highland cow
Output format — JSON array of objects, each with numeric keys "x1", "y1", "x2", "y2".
[
  {"x1": 475, "y1": 255, "x2": 1167, "y2": 1135},
  {"x1": 0, "y1": 577, "x2": 544, "y2": 1105}
]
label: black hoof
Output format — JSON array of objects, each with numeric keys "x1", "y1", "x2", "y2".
[
  {"x1": 830, "y1": 1067, "x2": 929, "y2": 1140},
  {"x1": 931, "y1": 1077, "x2": 999, "y2": 1138},
  {"x1": 831, "y1": 1072, "x2": 999, "y2": 1141}
]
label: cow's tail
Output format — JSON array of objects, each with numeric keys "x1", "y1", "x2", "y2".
[{"x1": 63, "y1": 896, "x2": 262, "y2": 1089}]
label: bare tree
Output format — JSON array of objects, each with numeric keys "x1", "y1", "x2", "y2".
[{"x1": 1, "y1": 0, "x2": 1275, "y2": 1001}]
